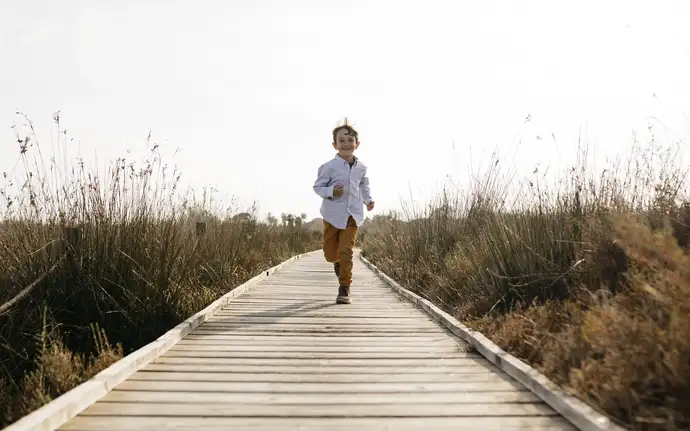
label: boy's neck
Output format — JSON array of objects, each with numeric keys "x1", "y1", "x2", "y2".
[{"x1": 339, "y1": 154, "x2": 356, "y2": 163}]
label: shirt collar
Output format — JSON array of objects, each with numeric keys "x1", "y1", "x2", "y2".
[{"x1": 334, "y1": 154, "x2": 357, "y2": 165}]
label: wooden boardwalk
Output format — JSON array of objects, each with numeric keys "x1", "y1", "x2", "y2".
[{"x1": 57, "y1": 252, "x2": 575, "y2": 430}]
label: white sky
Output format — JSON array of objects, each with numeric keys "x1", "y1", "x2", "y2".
[{"x1": 2, "y1": 0, "x2": 689, "y2": 220}]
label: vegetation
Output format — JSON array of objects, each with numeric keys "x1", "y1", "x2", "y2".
[
  {"x1": 0, "y1": 114, "x2": 320, "y2": 427},
  {"x1": 3, "y1": 111, "x2": 688, "y2": 430},
  {"x1": 362, "y1": 137, "x2": 689, "y2": 430}
]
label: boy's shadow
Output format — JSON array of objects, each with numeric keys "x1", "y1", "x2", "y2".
[{"x1": 190, "y1": 300, "x2": 339, "y2": 335}]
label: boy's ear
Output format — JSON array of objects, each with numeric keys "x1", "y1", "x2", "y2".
[
  {"x1": 332, "y1": 142, "x2": 337, "y2": 150},
  {"x1": 355, "y1": 141, "x2": 361, "y2": 149}
]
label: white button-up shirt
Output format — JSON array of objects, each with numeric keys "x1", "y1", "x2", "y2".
[{"x1": 313, "y1": 154, "x2": 373, "y2": 229}]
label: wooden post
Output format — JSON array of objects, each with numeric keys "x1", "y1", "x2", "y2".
[{"x1": 196, "y1": 222, "x2": 206, "y2": 237}]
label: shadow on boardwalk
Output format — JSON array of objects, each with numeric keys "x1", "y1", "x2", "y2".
[{"x1": 191, "y1": 300, "x2": 341, "y2": 332}]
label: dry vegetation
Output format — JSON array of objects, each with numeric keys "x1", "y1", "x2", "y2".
[
  {"x1": 362, "y1": 138, "x2": 690, "y2": 430},
  {"x1": 0, "y1": 114, "x2": 320, "y2": 427}
]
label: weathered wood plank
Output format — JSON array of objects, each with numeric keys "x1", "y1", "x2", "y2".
[
  {"x1": 173, "y1": 342, "x2": 464, "y2": 349},
  {"x1": 215, "y1": 309, "x2": 430, "y2": 315},
  {"x1": 151, "y1": 357, "x2": 495, "y2": 366},
  {"x1": 175, "y1": 340, "x2": 461, "y2": 347},
  {"x1": 187, "y1": 329, "x2": 459, "y2": 336},
  {"x1": 113, "y1": 380, "x2": 526, "y2": 392},
  {"x1": 61, "y1": 416, "x2": 576, "y2": 430},
  {"x1": 178, "y1": 335, "x2": 457, "y2": 343},
  {"x1": 204, "y1": 318, "x2": 442, "y2": 326},
  {"x1": 78, "y1": 402, "x2": 558, "y2": 417},
  {"x1": 126, "y1": 371, "x2": 514, "y2": 383},
  {"x1": 190, "y1": 327, "x2": 448, "y2": 334},
  {"x1": 161, "y1": 351, "x2": 479, "y2": 359},
  {"x1": 174, "y1": 341, "x2": 464, "y2": 348},
  {"x1": 142, "y1": 363, "x2": 500, "y2": 374},
  {"x1": 166, "y1": 344, "x2": 464, "y2": 353},
  {"x1": 100, "y1": 389, "x2": 542, "y2": 404}
]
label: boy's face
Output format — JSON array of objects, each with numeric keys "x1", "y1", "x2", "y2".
[{"x1": 332, "y1": 128, "x2": 359, "y2": 160}]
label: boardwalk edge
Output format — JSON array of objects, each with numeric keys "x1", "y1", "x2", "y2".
[
  {"x1": 359, "y1": 252, "x2": 626, "y2": 431},
  {"x1": 3, "y1": 250, "x2": 319, "y2": 431}
]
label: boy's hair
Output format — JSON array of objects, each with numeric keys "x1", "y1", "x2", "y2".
[{"x1": 332, "y1": 118, "x2": 359, "y2": 143}]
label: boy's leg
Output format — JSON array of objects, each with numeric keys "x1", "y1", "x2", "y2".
[
  {"x1": 336, "y1": 216, "x2": 359, "y2": 303},
  {"x1": 322, "y1": 220, "x2": 340, "y2": 272}
]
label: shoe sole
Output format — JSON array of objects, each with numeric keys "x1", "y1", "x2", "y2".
[{"x1": 336, "y1": 296, "x2": 351, "y2": 304}]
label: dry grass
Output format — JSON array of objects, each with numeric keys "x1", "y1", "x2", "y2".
[
  {"x1": 363, "y1": 139, "x2": 690, "y2": 430},
  {"x1": 0, "y1": 114, "x2": 320, "y2": 427}
]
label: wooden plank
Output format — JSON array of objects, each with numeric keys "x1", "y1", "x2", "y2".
[
  {"x1": 254, "y1": 282, "x2": 382, "y2": 287},
  {"x1": 114, "y1": 380, "x2": 526, "y2": 393},
  {"x1": 214, "y1": 313, "x2": 426, "y2": 319},
  {"x1": 269, "y1": 275, "x2": 378, "y2": 278},
  {"x1": 77, "y1": 402, "x2": 558, "y2": 417},
  {"x1": 221, "y1": 298, "x2": 414, "y2": 304},
  {"x1": 61, "y1": 416, "x2": 576, "y2": 430},
  {"x1": 197, "y1": 323, "x2": 445, "y2": 330},
  {"x1": 219, "y1": 305, "x2": 420, "y2": 312},
  {"x1": 172, "y1": 338, "x2": 466, "y2": 351},
  {"x1": 126, "y1": 371, "x2": 514, "y2": 383},
  {"x1": 197, "y1": 324, "x2": 443, "y2": 330},
  {"x1": 185, "y1": 330, "x2": 458, "y2": 338},
  {"x1": 242, "y1": 285, "x2": 395, "y2": 290},
  {"x1": 161, "y1": 351, "x2": 478, "y2": 359},
  {"x1": 256, "y1": 283, "x2": 378, "y2": 287},
  {"x1": 250, "y1": 285, "x2": 386, "y2": 289},
  {"x1": 258, "y1": 281, "x2": 380, "y2": 285},
  {"x1": 151, "y1": 357, "x2": 495, "y2": 367},
  {"x1": 166, "y1": 344, "x2": 463, "y2": 353},
  {"x1": 178, "y1": 335, "x2": 457, "y2": 343},
  {"x1": 204, "y1": 318, "x2": 441, "y2": 326},
  {"x1": 174, "y1": 341, "x2": 463, "y2": 348},
  {"x1": 141, "y1": 363, "x2": 499, "y2": 374},
  {"x1": 219, "y1": 306, "x2": 419, "y2": 312},
  {"x1": 236, "y1": 295, "x2": 399, "y2": 301},
  {"x1": 100, "y1": 389, "x2": 541, "y2": 404},
  {"x1": 187, "y1": 329, "x2": 456, "y2": 336},
  {"x1": 186, "y1": 331, "x2": 450, "y2": 337}
]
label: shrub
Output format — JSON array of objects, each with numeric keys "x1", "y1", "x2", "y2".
[{"x1": 363, "y1": 139, "x2": 690, "y2": 429}]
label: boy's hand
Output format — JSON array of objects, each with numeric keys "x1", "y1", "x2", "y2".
[
  {"x1": 333, "y1": 185, "x2": 344, "y2": 197},
  {"x1": 366, "y1": 201, "x2": 375, "y2": 211}
]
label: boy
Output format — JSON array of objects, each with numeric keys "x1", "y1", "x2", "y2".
[{"x1": 313, "y1": 120, "x2": 375, "y2": 304}]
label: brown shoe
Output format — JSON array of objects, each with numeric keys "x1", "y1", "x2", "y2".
[{"x1": 336, "y1": 285, "x2": 351, "y2": 304}]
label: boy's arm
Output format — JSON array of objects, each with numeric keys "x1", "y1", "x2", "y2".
[
  {"x1": 360, "y1": 169, "x2": 373, "y2": 204},
  {"x1": 313, "y1": 164, "x2": 334, "y2": 199}
]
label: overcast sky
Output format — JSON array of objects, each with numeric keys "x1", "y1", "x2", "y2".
[{"x1": 2, "y1": 0, "x2": 689, "y2": 220}]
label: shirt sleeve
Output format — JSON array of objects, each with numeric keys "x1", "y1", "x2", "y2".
[
  {"x1": 360, "y1": 168, "x2": 373, "y2": 204},
  {"x1": 313, "y1": 163, "x2": 334, "y2": 199}
]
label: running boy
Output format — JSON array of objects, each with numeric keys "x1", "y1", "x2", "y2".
[{"x1": 313, "y1": 120, "x2": 375, "y2": 304}]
